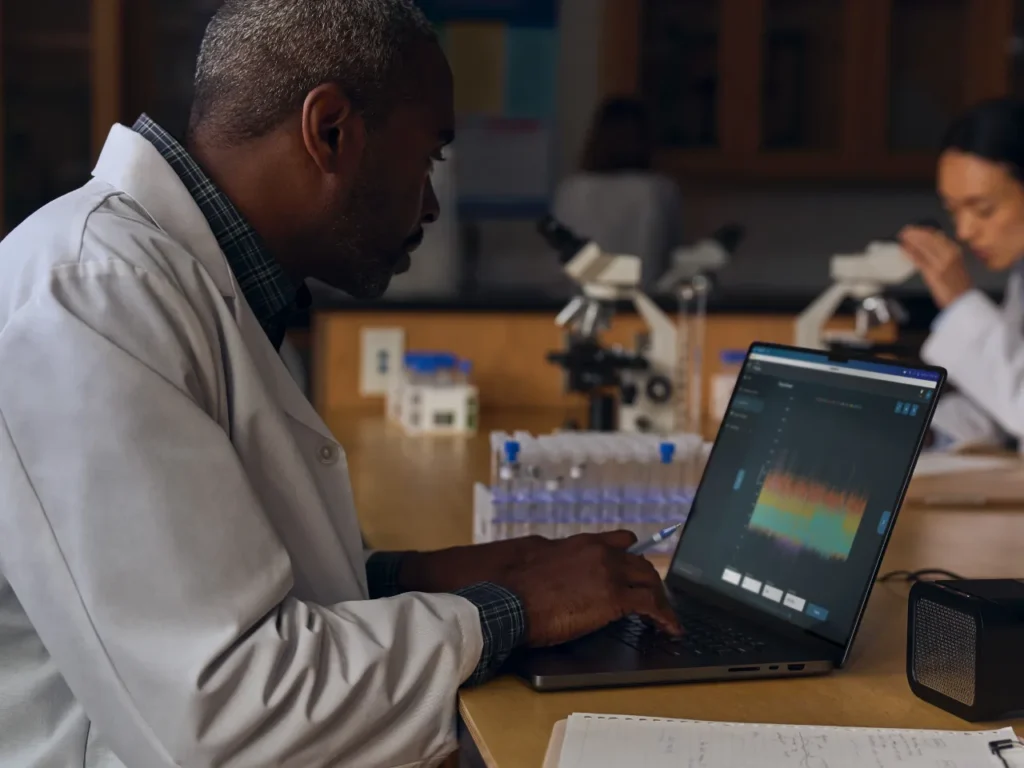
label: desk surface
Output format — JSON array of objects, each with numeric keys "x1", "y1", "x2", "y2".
[{"x1": 326, "y1": 409, "x2": 1024, "y2": 768}]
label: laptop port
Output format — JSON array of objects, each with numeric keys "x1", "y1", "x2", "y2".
[
  {"x1": 769, "y1": 665, "x2": 779, "y2": 670},
  {"x1": 788, "y1": 664, "x2": 806, "y2": 671},
  {"x1": 728, "y1": 666, "x2": 760, "y2": 673}
]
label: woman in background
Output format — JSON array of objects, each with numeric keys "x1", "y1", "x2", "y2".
[
  {"x1": 553, "y1": 97, "x2": 684, "y2": 291},
  {"x1": 900, "y1": 98, "x2": 1024, "y2": 449}
]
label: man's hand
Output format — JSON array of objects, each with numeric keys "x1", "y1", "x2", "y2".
[
  {"x1": 493, "y1": 531, "x2": 681, "y2": 647},
  {"x1": 396, "y1": 536, "x2": 557, "y2": 594},
  {"x1": 899, "y1": 226, "x2": 974, "y2": 309}
]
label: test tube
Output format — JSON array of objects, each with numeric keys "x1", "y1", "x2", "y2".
[
  {"x1": 622, "y1": 443, "x2": 648, "y2": 539},
  {"x1": 690, "y1": 275, "x2": 709, "y2": 434},
  {"x1": 648, "y1": 442, "x2": 676, "y2": 537},
  {"x1": 494, "y1": 440, "x2": 520, "y2": 542},
  {"x1": 595, "y1": 440, "x2": 619, "y2": 533},
  {"x1": 511, "y1": 433, "x2": 537, "y2": 539},
  {"x1": 563, "y1": 440, "x2": 586, "y2": 538},
  {"x1": 490, "y1": 431, "x2": 510, "y2": 485},
  {"x1": 535, "y1": 441, "x2": 560, "y2": 540},
  {"x1": 578, "y1": 449, "x2": 601, "y2": 537}
]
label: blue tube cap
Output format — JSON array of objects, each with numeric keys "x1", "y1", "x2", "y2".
[
  {"x1": 659, "y1": 442, "x2": 676, "y2": 464},
  {"x1": 504, "y1": 440, "x2": 521, "y2": 463}
]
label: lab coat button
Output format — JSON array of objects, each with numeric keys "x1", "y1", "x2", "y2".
[{"x1": 318, "y1": 444, "x2": 338, "y2": 465}]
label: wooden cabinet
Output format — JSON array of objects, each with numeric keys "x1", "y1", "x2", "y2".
[
  {"x1": 1011, "y1": 0, "x2": 1024, "y2": 98},
  {"x1": 122, "y1": 1, "x2": 221, "y2": 139},
  {"x1": 762, "y1": 0, "x2": 844, "y2": 152},
  {"x1": 0, "y1": 0, "x2": 214, "y2": 235},
  {"x1": 604, "y1": 0, "x2": 1017, "y2": 181},
  {"x1": 641, "y1": 0, "x2": 720, "y2": 149},
  {"x1": 0, "y1": 0, "x2": 122, "y2": 233}
]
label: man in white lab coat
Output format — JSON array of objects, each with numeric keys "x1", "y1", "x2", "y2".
[{"x1": 0, "y1": 2, "x2": 678, "y2": 766}]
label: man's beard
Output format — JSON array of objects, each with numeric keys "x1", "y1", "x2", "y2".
[{"x1": 329, "y1": 175, "x2": 407, "y2": 300}]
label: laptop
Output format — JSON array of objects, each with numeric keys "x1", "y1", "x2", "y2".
[{"x1": 517, "y1": 342, "x2": 946, "y2": 692}]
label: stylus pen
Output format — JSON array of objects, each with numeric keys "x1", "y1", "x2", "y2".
[{"x1": 627, "y1": 523, "x2": 683, "y2": 555}]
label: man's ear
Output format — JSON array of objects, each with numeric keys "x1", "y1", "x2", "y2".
[{"x1": 300, "y1": 83, "x2": 366, "y2": 175}]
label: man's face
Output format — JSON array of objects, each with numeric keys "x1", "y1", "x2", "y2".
[{"x1": 319, "y1": 42, "x2": 454, "y2": 298}]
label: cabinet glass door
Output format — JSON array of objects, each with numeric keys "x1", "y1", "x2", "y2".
[
  {"x1": 123, "y1": 0, "x2": 220, "y2": 138},
  {"x1": 3, "y1": 1, "x2": 93, "y2": 232},
  {"x1": 1013, "y1": 0, "x2": 1024, "y2": 98},
  {"x1": 761, "y1": 0, "x2": 844, "y2": 151},
  {"x1": 888, "y1": 0, "x2": 971, "y2": 151},
  {"x1": 642, "y1": 0, "x2": 720, "y2": 149}
]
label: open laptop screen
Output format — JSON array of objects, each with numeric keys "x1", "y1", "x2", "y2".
[{"x1": 670, "y1": 343, "x2": 942, "y2": 647}]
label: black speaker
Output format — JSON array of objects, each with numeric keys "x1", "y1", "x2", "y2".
[{"x1": 907, "y1": 579, "x2": 1024, "y2": 721}]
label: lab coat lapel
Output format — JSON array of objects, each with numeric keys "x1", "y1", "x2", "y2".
[
  {"x1": 92, "y1": 124, "x2": 335, "y2": 444},
  {"x1": 235, "y1": 296, "x2": 338, "y2": 445}
]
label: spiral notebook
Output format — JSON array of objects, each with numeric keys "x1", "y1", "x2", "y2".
[{"x1": 543, "y1": 713, "x2": 1023, "y2": 767}]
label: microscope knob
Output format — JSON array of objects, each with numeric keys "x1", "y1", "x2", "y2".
[
  {"x1": 635, "y1": 416, "x2": 653, "y2": 432},
  {"x1": 645, "y1": 375, "x2": 673, "y2": 404},
  {"x1": 621, "y1": 382, "x2": 639, "y2": 405}
]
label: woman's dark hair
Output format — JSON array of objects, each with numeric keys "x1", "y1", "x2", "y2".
[
  {"x1": 580, "y1": 96, "x2": 654, "y2": 173},
  {"x1": 942, "y1": 98, "x2": 1024, "y2": 183}
]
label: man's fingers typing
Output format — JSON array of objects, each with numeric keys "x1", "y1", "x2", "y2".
[{"x1": 621, "y1": 586, "x2": 682, "y2": 636}]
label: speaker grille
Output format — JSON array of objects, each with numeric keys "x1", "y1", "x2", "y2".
[{"x1": 912, "y1": 598, "x2": 977, "y2": 706}]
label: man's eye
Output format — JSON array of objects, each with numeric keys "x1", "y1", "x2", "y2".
[{"x1": 428, "y1": 150, "x2": 447, "y2": 174}]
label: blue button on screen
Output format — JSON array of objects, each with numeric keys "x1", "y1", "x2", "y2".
[
  {"x1": 806, "y1": 604, "x2": 829, "y2": 621},
  {"x1": 733, "y1": 469, "x2": 745, "y2": 491},
  {"x1": 877, "y1": 510, "x2": 892, "y2": 535}
]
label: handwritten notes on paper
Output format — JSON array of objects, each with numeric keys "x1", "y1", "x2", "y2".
[{"x1": 556, "y1": 713, "x2": 1016, "y2": 767}]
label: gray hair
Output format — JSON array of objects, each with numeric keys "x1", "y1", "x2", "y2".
[{"x1": 189, "y1": 0, "x2": 436, "y2": 144}]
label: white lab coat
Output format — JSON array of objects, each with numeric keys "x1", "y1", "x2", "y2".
[
  {"x1": 922, "y1": 270, "x2": 1024, "y2": 450},
  {"x1": 0, "y1": 125, "x2": 482, "y2": 768}
]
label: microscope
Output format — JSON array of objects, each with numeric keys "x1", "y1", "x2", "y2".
[
  {"x1": 538, "y1": 217, "x2": 741, "y2": 433},
  {"x1": 794, "y1": 221, "x2": 937, "y2": 352},
  {"x1": 657, "y1": 225, "x2": 745, "y2": 294}
]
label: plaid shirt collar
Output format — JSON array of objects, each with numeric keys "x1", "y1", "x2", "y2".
[{"x1": 131, "y1": 114, "x2": 306, "y2": 349}]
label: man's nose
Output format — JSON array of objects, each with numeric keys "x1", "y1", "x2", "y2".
[{"x1": 422, "y1": 177, "x2": 440, "y2": 224}]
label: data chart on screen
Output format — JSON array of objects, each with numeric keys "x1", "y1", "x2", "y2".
[{"x1": 672, "y1": 347, "x2": 937, "y2": 645}]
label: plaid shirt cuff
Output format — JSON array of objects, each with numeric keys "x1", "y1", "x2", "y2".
[
  {"x1": 453, "y1": 582, "x2": 526, "y2": 687},
  {"x1": 365, "y1": 551, "x2": 409, "y2": 599}
]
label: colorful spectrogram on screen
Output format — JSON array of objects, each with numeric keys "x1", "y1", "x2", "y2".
[{"x1": 749, "y1": 470, "x2": 867, "y2": 560}]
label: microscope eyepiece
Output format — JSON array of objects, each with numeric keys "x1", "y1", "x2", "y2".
[
  {"x1": 712, "y1": 223, "x2": 745, "y2": 254},
  {"x1": 537, "y1": 215, "x2": 589, "y2": 264}
]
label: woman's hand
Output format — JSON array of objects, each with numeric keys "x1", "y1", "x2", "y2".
[{"x1": 899, "y1": 226, "x2": 974, "y2": 309}]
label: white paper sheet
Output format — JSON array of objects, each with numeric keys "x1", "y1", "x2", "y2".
[{"x1": 557, "y1": 713, "x2": 1019, "y2": 768}]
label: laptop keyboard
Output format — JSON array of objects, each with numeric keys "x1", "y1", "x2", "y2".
[{"x1": 606, "y1": 608, "x2": 768, "y2": 658}]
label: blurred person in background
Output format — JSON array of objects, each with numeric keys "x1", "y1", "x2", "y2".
[
  {"x1": 900, "y1": 98, "x2": 1024, "y2": 451},
  {"x1": 553, "y1": 96, "x2": 685, "y2": 290}
]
